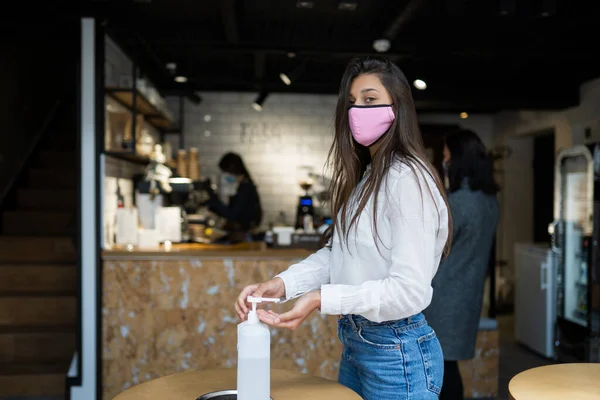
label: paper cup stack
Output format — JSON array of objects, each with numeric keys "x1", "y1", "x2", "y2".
[
  {"x1": 188, "y1": 147, "x2": 200, "y2": 181},
  {"x1": 176, "y1": 149, "x2": 187, "y2": 177}
]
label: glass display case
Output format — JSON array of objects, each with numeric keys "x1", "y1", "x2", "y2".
[{"x1": 551, "y1": 145, "x2": 600, "y2": 361}]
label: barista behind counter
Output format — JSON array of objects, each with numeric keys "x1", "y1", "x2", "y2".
[{"x1": 202, "y1": 152, "x2": 262, "y2": 242}]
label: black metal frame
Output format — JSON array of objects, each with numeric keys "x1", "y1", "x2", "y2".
[
  {"x1": 103, "y1": 24, "x2": 184, "y2": 164},
  {"x1": 554, "y1": 142, "x2": 599, "y2": 362}
]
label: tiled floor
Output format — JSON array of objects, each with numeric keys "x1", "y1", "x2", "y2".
[{"x1": 495, "y1": 314, "x2": 554, "y2": 400}]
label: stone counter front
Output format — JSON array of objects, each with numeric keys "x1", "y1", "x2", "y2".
[
  {"x1": 102, "y1": 253, "x2": 341, "y2": 400},
  {"x1": 103, "y1": 246, "x2": 499, "y2": 399}
]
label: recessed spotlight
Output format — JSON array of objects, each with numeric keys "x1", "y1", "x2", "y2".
[
  {"x1": 252, "y1": 91, "x2": 269, "y2": 111},
  {"x1": 413, "y1": 79, "x2": 427, "y2": 90},
  {"x1": 175, "y1": 76, "x2": 188, "y2": 83},
  {"x1": 204, "y1": 130, "x2": 212, "y2": 137},
  {"x1": 279, "y1": 73, "x2": 292, "y2": 85},
  {"x1": 287, "y1": 52, "x2": 296, "y2": 58},
  {"x1": 373, "y1": 38, "x2": 391, "y2": 53},
  {"x1": 338, "y1": 1, "x2": 358, "y2": 11},
  {"x1": 204, "y1": 114, "x2": 212, "y2": 122},
  {"x1": 460, "y1": 112, "x2": 468, "y2": 119},
  {"x1": 296, "y1": 1, "x2": 314, "y2": 9},
  {"x1": 166, "y1": 62, "x2": 177, "y2": 71}
]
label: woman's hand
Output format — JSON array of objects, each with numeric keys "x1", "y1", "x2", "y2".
[
  {"x1": 235, "y1": 277, "x2": 286, "y2": 321},
  {"x1": 256, "y1": 290, "x2": 321, "y2": 330}
]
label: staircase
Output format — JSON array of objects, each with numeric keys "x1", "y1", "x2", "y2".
[{"x1": 0, "y1": 123, "x2": 78, "y2": 398}]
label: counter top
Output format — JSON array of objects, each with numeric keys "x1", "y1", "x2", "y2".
[{"x1": 102, "y1": 241, "x2": 312, "y2": 260}]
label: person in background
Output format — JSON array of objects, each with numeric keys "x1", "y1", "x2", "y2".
[
  {"x1": 423, "y1": 128, "x2": 500, "y2": 400},
  {"x1": 205, "y1": 152, "x2": 262, "y2": 242},
  {"x1": 235, "y1": 57, "x2": 452, "y2": 400}
]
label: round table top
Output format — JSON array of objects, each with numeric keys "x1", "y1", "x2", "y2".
[
  {"x1": 113, "y1": 368, "x2": 361, "y2": 400},
  {"x1": 508, "y1": 363, "x2": 600, "y2": 400}
]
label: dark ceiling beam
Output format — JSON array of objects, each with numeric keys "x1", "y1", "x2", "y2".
[
  {"x1": 170, "y1": 76, "x2": 578, "y2": 112},
  {"x1": 382, "y1": 0, "x2": 429, "y2": 40},
  {"x1": 144, "y1": 40, "x2": 594, "y2": 61},
  {"x1": 220, "y1": 0, "x2": 239, "y2": 44}
]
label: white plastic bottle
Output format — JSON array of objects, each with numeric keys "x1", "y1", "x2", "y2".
[{"x1": 237, "y1": 296, "x2": 279, "y2": 400}]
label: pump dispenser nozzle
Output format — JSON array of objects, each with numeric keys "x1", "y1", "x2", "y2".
[{"x1": 246, "y1": 296, "x2": 280, "y2": 323}]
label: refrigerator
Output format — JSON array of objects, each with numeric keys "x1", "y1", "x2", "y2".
[
  {"x1": 550, "y1": 144, "x2": 600, "y2": 362},
  {"x1": 514, "y1": 243, "x2": 557, "y2": 359}
]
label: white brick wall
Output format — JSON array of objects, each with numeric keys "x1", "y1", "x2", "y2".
[{"x1": 173, "y1": 92, "x2": 338, "y2": 227}]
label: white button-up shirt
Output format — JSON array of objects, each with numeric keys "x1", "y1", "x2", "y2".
[{"x1": 276, "y1": 159, "x2": 449, "y2": 323}]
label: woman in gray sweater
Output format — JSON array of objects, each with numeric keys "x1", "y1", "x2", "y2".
[{"x1": 423, "y1": 129, "x2": 499, "y2": 400}]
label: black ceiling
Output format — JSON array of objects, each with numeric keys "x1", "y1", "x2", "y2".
[{"x1": 19, "y1": 0, "x2": 600, "y2": 112}]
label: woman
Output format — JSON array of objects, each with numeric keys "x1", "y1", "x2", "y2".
[
  {"x1": 206, "y1": 152, "x2": 262, "y2": 241},
  {"x1": 423, "y1": 129, "x2": 500, "y2": 400},
  {"x1": 235, "y1": 58, "x2": 451, "y2": 399}
]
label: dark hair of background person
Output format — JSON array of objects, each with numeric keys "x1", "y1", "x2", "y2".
[
  {"x1": 219, "y1": 152, "x2": 255, "y2": 183},
  {"x1": 325, "y1": 57, "x2": 452, "y2": 255},
  {"x1": 444, "y1": 129, "x2": 500, "y2": 195},
  {"x1": 217, "y1": 152, "x2": 263, "y2": 226}
]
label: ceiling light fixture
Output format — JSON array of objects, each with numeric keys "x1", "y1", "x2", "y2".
[
  {"x1": 413, "y1": 79, "x2": 427, "y2": 90},
  {"x1": 166, "y1": 62, "x2": 177, "y2": 73},
  {"x1": 296, "y1": 1, "x2": 314, "y2": 9},
  {"x1": 279, "y1": 63, "x2": 306, "y2": 86},
  {"x1": 175, "y1": 76, "x2": 188, "y2": 83},
  {"x1": 460, "y1": 112, "x2": 469, "y2": 119},
  {"x1": 280, "y1": 73, "x2": 292, "y2": 86},
  {"x1": 372, "y1": 38, "x2": 391, "y2": 53},
  {"x1": 338, "y1": 1, "x2": 358, "y2": 11},
  {"x1": 252, "y1": 91, "x2": 269, "y2": 111},
  {"x1": 287, "y1": 52, "x2": 296, "y2": 58}
]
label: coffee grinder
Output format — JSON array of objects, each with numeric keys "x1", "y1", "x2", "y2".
[{"x1": 295, "y1": 166, "x2": 315, "y2": 231}]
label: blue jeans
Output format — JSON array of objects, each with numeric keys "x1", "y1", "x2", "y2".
[{"x1": 337, "y1": 313, "x2": 444, "y2": 400}]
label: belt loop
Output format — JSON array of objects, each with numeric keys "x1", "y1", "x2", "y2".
[{"x1": 348, "y1": 315, "x2": 358, "y2": 332}]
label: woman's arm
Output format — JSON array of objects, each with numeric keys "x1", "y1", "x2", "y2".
[
  {"x1": 275, "y1": 242, "x2": 332, "y2": 301},
  {"x1": 319, "y1": 171, "x2": 449, "y2": 323}
]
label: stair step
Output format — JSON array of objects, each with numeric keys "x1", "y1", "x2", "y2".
[
  {"x1": 17, "y1": 189, "x2": 76, "y2": 211},
  {"x1": 0, "y1": 237, "x2": 75, "y2": 263},
  {"x1": 0, "y1": 324, "x2": 76, "y2": 334},
  {"x1": 0, "y1": 264, "x2": 76, "y2": 294},
  {"x1": 2, "y1": 211, "x2": 74, "y2": 236},
  {"x1": 39, "y1": 150, "x2": 77, "y2": 168},
  {"x1": 0, "y1": 331, "x2": 75, "y2": 363},
  {"x1": 0, "y1": 362, "x2": 67, "y2": 396},
  {"x1": 0, "y1": 296, "x2": 76, "y2": 326},
  {"x1": 29, "y1": 168, "x2": 77, "y2": 189}
]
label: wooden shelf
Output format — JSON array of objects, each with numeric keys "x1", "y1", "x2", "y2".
[
  {"x1": 104, "y1": 150, "x2": 176, "y2": 169},
  {"x1": 105, "y1": 87, "x2": 175, "y2": 131}
]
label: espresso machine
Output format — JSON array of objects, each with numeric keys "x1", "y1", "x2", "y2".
[{"x1": 295, "y1": 166, "x2": 316, "y2": 231}]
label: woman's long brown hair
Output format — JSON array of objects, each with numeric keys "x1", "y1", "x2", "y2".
[{"x1": 324, "y1": 58, "x2": 452, "y2": 256}]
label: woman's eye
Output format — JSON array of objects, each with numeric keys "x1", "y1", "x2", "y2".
[
  {"x1": 348, "y1": 100, "x2": 355, "y2": 105},
  {"x1": 365, "y1": 97, "x2": 375, "y2": 103}
]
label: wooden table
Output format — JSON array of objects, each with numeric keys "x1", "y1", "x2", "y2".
[
  {"x1": 113, "y1": 368, "x2": 361, "y2": 400},
  {"x1": 508, "y1": 363, "x2": 600, "y2": 400}
]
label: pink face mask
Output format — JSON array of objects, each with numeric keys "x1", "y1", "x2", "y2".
[{"x1": 348, "y1": 105, "x2": 395, "y2": 147}]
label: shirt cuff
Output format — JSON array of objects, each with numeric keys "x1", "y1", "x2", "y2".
[
  {"x1": 274, "y1": 271, "x2": 295, "y2": 301},
  {"x1": 320, "y1": 284, "x2": 344, "y2": 315}
]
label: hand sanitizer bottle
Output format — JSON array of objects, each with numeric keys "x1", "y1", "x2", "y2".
[{"x1": 237, "y1": 296, "x2": 280, "y2": 400}]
